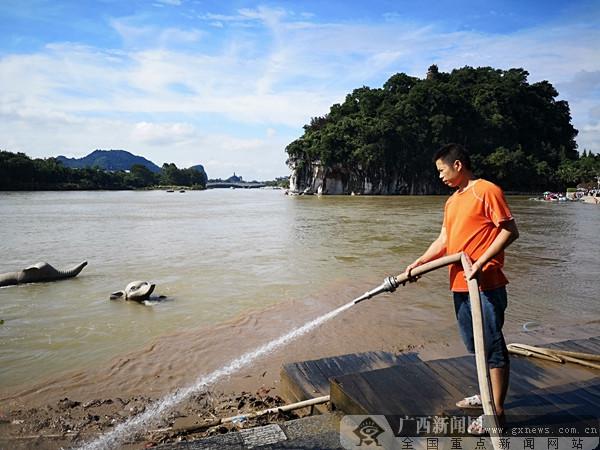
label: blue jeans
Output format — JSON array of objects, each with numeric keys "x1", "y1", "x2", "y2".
[{"x1": 453, "y1": 286, "x2": 509, "y2": 368}]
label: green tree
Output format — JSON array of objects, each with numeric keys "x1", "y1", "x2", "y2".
[
  {"x1": 128, "y1": 164, "x2": 158, "y2": 187},
  {"x1": 286, "y1": 66, "x2": 580, "y2": 193},
  {"x1": 159, "y1": 163, "x2": 186, "y2": 186}
]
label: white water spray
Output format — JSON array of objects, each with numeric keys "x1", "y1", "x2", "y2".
[{"x1": 79, "y1": 299, "x2": 355, "y2": 450}]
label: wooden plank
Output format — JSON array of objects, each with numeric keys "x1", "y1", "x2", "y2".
[
  {"x1": 423, "y1": 341, "x2": 600, "y2": 431},
  {"x1": 285, "y1": 336, "x2": 599, "y2": 428},
  {"x1": 424, "y1": 336, "x2": 600, "y2": 400},
  {"x1": 504, "y1": 378, "x2": 600, "y2": 431},
  {"x1": 508, "y1": 357, "x2": 567, "y2": 390},
  {"x1": 329, "y1": 378, "x2": 368, "y2": 416},
  {"x1": 280, "y1": 351, "x2": 421, "y2": 403},
  {"x1": 426, "y1": 356, "x2": 480, "y2": 396},
  {"x1": 547, "y1": 338, "x2": 600, "y2": 356},
  {"x1": 509, "y1": 354, "x2": 598, "y2": 390},
  {"x1": 330, "y1": 361, "x2": 465, "y2": 416},
  {"x1": 555, "y1": 336, "x2": 600, "y2": 351},
  {"x1": 539, "y1": 379, "x2": 600, "y2": 413}
]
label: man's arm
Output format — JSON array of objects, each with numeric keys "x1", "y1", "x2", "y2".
[
  {"x1": 468, "y1": 219, "x2": 519, "y2": 280},
  {"x1": 405, "y1": 226, "x2": 447, "y2": 276}
]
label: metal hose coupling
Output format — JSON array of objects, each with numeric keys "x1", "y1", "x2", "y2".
[
  {"x1": 352, "y1": 276, "x2": 400, "y2": 304},
  {"x1": 383, "y1": 276, "x2": 399, "y2": 293}
]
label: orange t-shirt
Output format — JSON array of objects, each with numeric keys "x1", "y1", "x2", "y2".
[{"x1": 443, "y1": 179, "x2": 513, "y2": 292}]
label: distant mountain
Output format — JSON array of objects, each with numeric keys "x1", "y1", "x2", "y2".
[
  {"x1": 189, "y1": 164, "x2": 206, "y2": 173},
  {"x1": 56, "y1": 150, "x2": 161, "y2": 173}
]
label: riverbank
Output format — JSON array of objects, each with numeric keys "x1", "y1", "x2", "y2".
[
  {"x1": 1, "y1": 298, "x2": 598, "y2": 450},
  {"x1": 581, "y1": 195, "x2": 600, "y2": 204}
]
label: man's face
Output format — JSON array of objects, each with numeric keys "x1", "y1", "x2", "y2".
[{"x1": 435, "y1": 158, "x2": 462, "y2": 187}]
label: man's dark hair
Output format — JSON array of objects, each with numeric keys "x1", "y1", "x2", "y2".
[{"x1": 433, "y1": 143, "x2": 472, "y2": 170}]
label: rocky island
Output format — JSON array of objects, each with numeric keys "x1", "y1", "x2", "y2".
[{"x1": 286, "y1": 65, "x2": 581, "y2": 195}]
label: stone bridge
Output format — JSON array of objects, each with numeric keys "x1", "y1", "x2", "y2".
[{"x1": 206, "y1": 182, "x2": 267, "y2": 189}]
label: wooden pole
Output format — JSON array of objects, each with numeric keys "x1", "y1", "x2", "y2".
[
  {"x1": 508, "y1": 343, "x2": 600, "y2": 362},
  {"x1": 507, "y1": 343, "x2": 600, "y2": 369},
  {"x1": 461, "y1": 252, "x2": 502, "y2": 450},
  {"x1": 173, "y1": 395, "x2": 330, "y2": 434},
  {"x1": 506, "y1": 345, "x2": 563, "y2": 362}
]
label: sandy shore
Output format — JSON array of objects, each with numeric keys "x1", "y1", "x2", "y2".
[
  {"x1": 1, "y1": 278, "x2": 598, "y2": 449},
  {"x1": 581, "y1": 195, "x2": 600, "y2": 205}
]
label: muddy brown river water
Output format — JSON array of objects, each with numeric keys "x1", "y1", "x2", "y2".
[{"x1": 0, "y1": 189, "x2": 598, "y2": 410}]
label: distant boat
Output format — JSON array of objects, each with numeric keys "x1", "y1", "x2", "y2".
[
  {"x1": 179, "y1": 190, "x2": 186, "y2": 193},
  {"x1": 166, "y1": 190, "x2": 174, "y2": 193}
]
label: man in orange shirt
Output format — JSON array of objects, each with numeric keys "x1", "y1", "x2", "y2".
[{"x1": 406, "y1": 143, "x2": 519, "y2": 434}]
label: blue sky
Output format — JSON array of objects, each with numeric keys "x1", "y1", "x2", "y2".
[{"x1": 1, "y1": 0, "x2": 599, "y2": 180}]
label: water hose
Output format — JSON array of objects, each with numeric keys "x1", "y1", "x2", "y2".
[
  {"x1": 356, "y1": 252, "x2": 501, "y2": 450},
  {"x1": 353, "y1": 253, "x2": 463, "y2": 304},
  {"x1": 462, "y1": 253, "x2": 502, "y2": 450}
]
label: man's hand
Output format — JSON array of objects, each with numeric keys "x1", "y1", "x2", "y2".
[
  {"x1": 405, "y1": 259, "x2": 423, "y2": 282},
  {"x1": 466, "y1": 260, "x2": 482, "y2": 280}
]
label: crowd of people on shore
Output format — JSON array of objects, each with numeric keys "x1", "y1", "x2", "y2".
[{"x1": 536, "y1": 187, "x2": 599, "y2": 202}]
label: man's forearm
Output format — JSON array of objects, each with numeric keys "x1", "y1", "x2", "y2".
[
  {"x1": 476, "y1": 220, "x2": 519, "y2": 267},
  {"x1": 406, "y1": 227, "x2": 448, "y2": 274},
  {"x1": 418, "y1": 237, "x2": 447, "y2": 264}
]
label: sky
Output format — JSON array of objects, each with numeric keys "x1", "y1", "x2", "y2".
[{"x1": 1, "y1": 0, "x2": 599, "y2": 180}]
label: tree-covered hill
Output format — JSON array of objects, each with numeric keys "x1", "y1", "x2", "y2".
[
  {"x1": 0, "y1": 151, "x2": 208, "y2": 190},
  {"x1": 56, "y1": 149, "x2": 161, "y2": 173},
  {"x1": 286, "y1": 65, "x2": 592, "y2": 194}
]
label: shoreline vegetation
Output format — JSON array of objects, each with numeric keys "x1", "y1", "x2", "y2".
[
  {"x1": 0, "y1": 150, "x2": 207, "y2": 191},
  {"x1": 0, "y1": 150, "x2": 292, "y2": 191}
]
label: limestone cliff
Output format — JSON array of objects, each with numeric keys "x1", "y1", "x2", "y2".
[{"x1": 288, "y1": 159, "x2": 440, "y2": 195}]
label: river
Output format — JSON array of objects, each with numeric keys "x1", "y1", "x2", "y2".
[{"x1": 0, "y1": 189, "x2": 598, "y2": 398}]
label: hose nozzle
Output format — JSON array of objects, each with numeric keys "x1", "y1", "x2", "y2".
[{"x1": 353, "y1": 276, "x2": 399, "y2": 304}]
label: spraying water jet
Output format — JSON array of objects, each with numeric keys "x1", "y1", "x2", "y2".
[{"x1": 80, "y1": 252, "x2": 501, "y2": 450}]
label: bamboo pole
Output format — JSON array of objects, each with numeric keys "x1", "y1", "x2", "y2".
[
  {"x1": 461, "y1": 253, "x2": 502, "y2": 450},
  {"x1": 508, "y1": 343, "x2": 600, "y2": 361},
  {"x1": 506, "y1": 345, "x2": 563, "y2": 362},
  {"x1": 172, "y1": 395, "x2": 330, "y2": 435},
  {"x1": 507, "y1": 343, "x2": 600, "y2": 369},
  {"x1": 560, "y1": 355, "x2": 600, "y2": 370}
]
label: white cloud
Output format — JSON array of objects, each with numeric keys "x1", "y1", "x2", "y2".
[
  {"x1": 578, "y1": 122, "x2": 600, "y2": 152},
  {"x1": 1, "y1": 5, "x2": 599, "y2": 180},
  {"x1": 110, "y1": 19, "x2": 203, "y2": 49},
  {"x1": 199, "y1": 6, "x2": 286, "y2": 25},
  {"x1": 131, "y1": 122, "x2": 196, "y2": 146},
  {"x1": 154, "y1": 0, "x2": 182, "y2": 6},
  {"x1": 557, "y1": 70, "x2": 600, "y2": 100}
]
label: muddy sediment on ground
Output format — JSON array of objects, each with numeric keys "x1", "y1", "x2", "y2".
[{"x1": 0, "y1": 387, "x2": 305, "y2": 450}]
